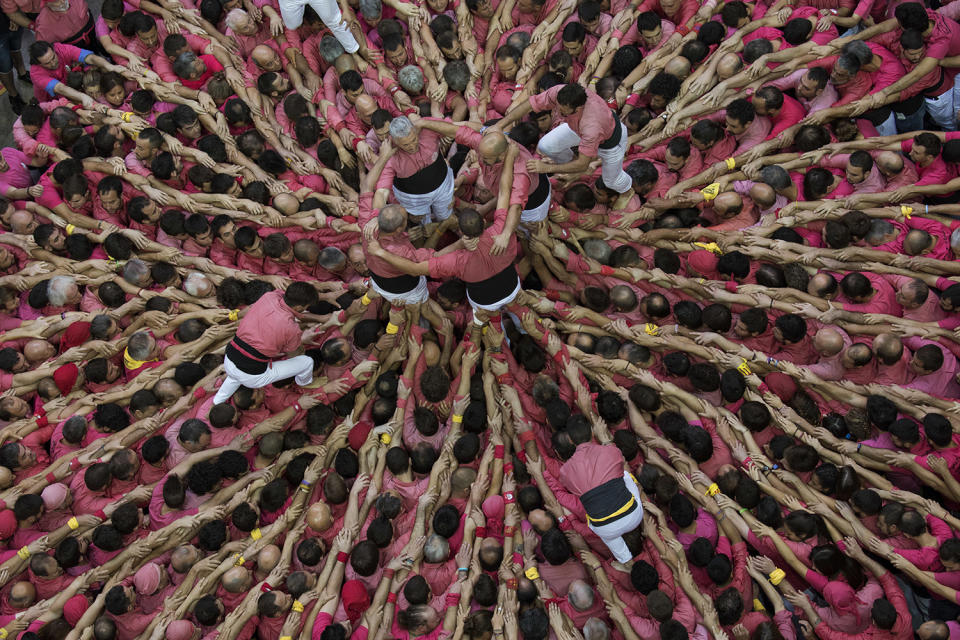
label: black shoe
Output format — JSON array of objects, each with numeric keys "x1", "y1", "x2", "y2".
[
  {"x1": 8, "y1": 94, "x2": 24, "y2": 115},
  {"x1": 17, "y1": 71, "x2": 30, "y2": 83}
]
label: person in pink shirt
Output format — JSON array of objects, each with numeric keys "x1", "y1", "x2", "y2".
[
  {"x1": 752, "y1": 86, "x2": 806, "y2": 140},
  {"x1": 904, "y1": 337, "x2": 960, "y2": 399},
  {"x1": 27, "y1": 41, "x2": 112, "y2": 103}
]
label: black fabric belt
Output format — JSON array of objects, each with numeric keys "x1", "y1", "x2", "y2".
[
  {"x1": 466, "y1": 264, "x2": 519, "y2": 305},
  {"x1": 226, "y1": 335, "x2": 270, "y2": 375},
  {"x1": 524, "y1": 172, "x2": 550, "y2": 211},
  {"x1": 371, "y1": 271, "x2": 420, "y2": 294},
  {"x1": 62, "y1": 13, "x2": 95, "y2": 48},
  {"x1": 599, "y1": 121, "x2": 622, "y2": 150},
  {"x1": 580, "y1": 476, "x2": 637, "y2": 525},
  {"x1": 393, "y1": 153, "x2": 448, "y2": 195}
]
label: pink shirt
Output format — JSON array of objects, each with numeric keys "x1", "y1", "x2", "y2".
[
  {"x1": 234, "y1": 290, "x2": 301, "y2": 359},
  {"x1": 29, "y1": 44, "x2": 92, "y2": 102},
  {"x1": 529, "y1": 85, "x2": 617, "y2": 157},
  {"x1": 376, "y1": 128, "x2": 445, "y2": 190},
  {"x1": 0, "y1": 148, "x2": 33, "y2": 196}
]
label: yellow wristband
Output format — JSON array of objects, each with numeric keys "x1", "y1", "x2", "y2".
[
  {"x1": 17, "y1": 547, "x2": 29, "y2": 560},
  {"x1": 700, "y1": 182, "x2": 721, "y2": 201},
  {"x1": 452, "y1": 414, "x2": 463, "y2": 424},
  {"x1": 706, "y1": 483, "x2": 720, "y2": 496},
  {"x1": 737, "y1": 360, "x2": 752, "y2": 377},
  {"x1": 386, "y1": 322, "x2": 399, "y2": 334},
  {"x1": 693, "y1": 241, "x2": 723, "y2": 255},
  {"x1": 900, "y1": 205, "x2": 913, "y2": 219},
  {"x1": 380, "y1": 433, "x2": 392, "y2": 445},
  {"x1": 250, "y1": 528, "x2": 262, "y2": 540},
  {"x1": 768, "y1": 568, "x2": 786, "y2": 586},
  {"x1": 234, "y1": 554, "x2": 245, "y2": 567},
  {"x1": 753, "y1": 598, "x2": 766, "y2": 612},
  {"x1": 121, "y1": 111, "x2": 133, "y2": 122},
  {"x1": 228, "y1": 309, "x2": 239, "y2": 321},
  {"x1": 292, "y1": 600, "x2": 305, "y2": 613},
  {"x1": 0, "y1": 628, "x2": 8, "y2": 639},
  {"x1": 67, "y1": 517, "x2": 79, "y2": 530},
  {"x1": 65, "y1": 224, "x2": 76, "y2": 235},
  {"x1": 725, "y1": 157, "x2": 736, "y2": 170},
  {"x1": 644, "y1": 323, "x2": 660, "y2": 336},
  {"x1": 524, "y1": 566, "x2": 540, "y2": 581},
  {"x1": 361, "y1": 293, "x2": 372, "y2": 305},
  {"x1": 280, "y1": 636, "x2": 292, "y2": 640}
]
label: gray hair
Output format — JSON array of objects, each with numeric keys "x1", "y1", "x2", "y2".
[
  {"x1": 319, "y1": 35, "x2": 346, "y2": 63},
  {"x1": 835, "y1": 54, "x2": 861, "y2": 76},
  {"x1": 841, "y1": 40, "x2": 872, "y2": 66},
  {"x1": 865, "y1": 219, "x2": 896, "y2": 246},
  {"x1": 398, "y1": 65, "x2": 425, "y2": 93},
  {"x1": 127, "y1": 331, "x2": 154, "y2": 361},
  {"x1": 172, "y1": 51, "x2": 198, "y2": 79},
  {"x1": 423, "y1": 534, "x2": 449, "y2": 563},
  {"x1": 358, "y1": 0, "x2": 382, "y2": 20},
  {"x1": 760, "y1": 165, "x2": 791, "y2": 191},
  {"x1": 443, "y1": 60, "x2": 470, "y2": 92},
  {"x1": 318, "y1": 247, "x2": 346, "y2": 270},
  {"x1": 122, "y1": 259, "x2": 151, "y2": 286},
  {"x1": 505, "y1": 31, "x2": 531, "y2": 52},
  {"x1": 47, "y1": 275, "x2": 76, "y2": 307},
  {"x1": 183, "y1": 272, "x2": 211, "y2": 297},
  {"x1": 950, "y1": 227, "x2": 960, "y2": 252},
  {"x1": 582, "y1": 239, "x2": 612, "y2": 265},
  {"x1": 389, "y1": 116, "x2": 414, "y2": 139},
  {"x1": 224, "y1": 8, "x2": 249, "y2": 31}
]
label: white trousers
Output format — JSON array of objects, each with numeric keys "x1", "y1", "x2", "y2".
[
  {"x1": 370, "y1": 274, "x2": 430, "y2": 304},
  {"x1": 213, "y1": 353, "x2": 315, "y2": 404},
  {"x1": 520, "y1": 181, "x2": 552, "y2": 223},
  {"x1": 925, "y1": 80, "x2": 960, "y2": 132},
  {"x1": 587, "y1": 472, "x2": 645, "y2": 563},
  {"x1": 278, "y1": 0, "x2": 359, "y2": 52},
  {"x1": 537, "y1": 122, "x2": 632, "y2": 193},
  {"x1": 393, "y1": 166, "x2": 454, "y2": 223}
]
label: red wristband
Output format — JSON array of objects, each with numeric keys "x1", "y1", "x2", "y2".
[
  {"x1": 260, "y1": 583, "x2": 272, "y2": 593},
  {"x1": 384, "y1": 568, "x2": 395, "y2": 580},
  {"x1": 193, "y1": 388, "x2": 207, "y2": 400},
  {"x1": 558, "y1": 517, "x2": 573, "y2": 531},
  {"x1": 516, "y1": 450, "x2": 527, "y2": 463},
  {"x1": 494, "y1": 445, "x2": 505, "y2": 459},
  {"x1": 504, "y1": 525, "x2": 516, "y2": 536},
  {"x1": 36, "y1": 416, "x2": 48, "y2": 428},
  {"x1": 337, "y1": 551, "x2": 349, "y2": 563},
  {"x1": 45, "y1": 473, "x2": 56, "y2": 484},
  {"x1": 475, "y1": 526, "x2": 487, "y2": 539},
  {"x1": 70, "y1": 458, "x2": 81, "y2": 471},
  {"x1": 600, "y1": 265, "x2": 615, "y2": 276},
  {"x1": 553, "y1": 350, "x2": 568, "y2": 364},
  {"x1": 757, "y1": 382, "x2": 771, "y2": 395},
  {"x1": 342, "y1": 215, "x2": 358, "y2": 223},
  {"x1": 504, "y1": 463, "x2": 514, "y2": 475},
  {"x1": 513, "y1": 552, "x2": 523, "y2": 565},
  {"x1": 337, "y1": 310, "x2": 348, "y2": 323},
  {"x1": 504, "y1": 492, "x2": 515, "y2": 504},
  {"x1": 94, "y1": 510, "x2": 106, "y2": 520},
  {"x1": 517, "y1": 430, "x2": 536, "y2": 446},
  {"x1": 445, "y1": 593, "x2": 461, "y2": 606},
  {"x1": 387, "y1": 592, "x2": 397, "y2": 603},
  {"x1": 507, "y1": 578, "x2": 518, "y2": 590},
  {"x1": 496, "y1": 374, "x2": 514, "y2": 385},
  {"x1": 36, "y1": 406, "x2": 45, "y2": 417}
]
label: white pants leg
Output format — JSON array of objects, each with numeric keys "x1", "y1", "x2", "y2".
[
  {"x1": 393, "y1": 167, "x2": 454, "y2": 223},
  {"x1": 597, "y1": 123, "x2": 632, "y2": 193},
  {"x1": 587, "y1": 472, "x2": 645, "y2": 563},
  {"x1": 213, "y1": 354, "x2": 316, "y2": 404},
  {"x1": 280, "y1": 0, "x2": 359, "y2": 51},
  {"x1": 430, "y1": 167, "x2": 455, "y2": 222},
  {"x1": 369, "y1": 275, "x2": 430, "y2": 304},
  {"x1": 926, "y1": 85, "x2": 958, "y2": 131},
  {"x1": 537, "y1": 123, "x2": 579, "y2": 164},
  {"x1": 875, "y1": 112, "x2": 898, "y2": 137}
]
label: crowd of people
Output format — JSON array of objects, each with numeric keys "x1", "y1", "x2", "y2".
[{"x1": 5, "y1": 0, "x2": 960, "y2": 637}]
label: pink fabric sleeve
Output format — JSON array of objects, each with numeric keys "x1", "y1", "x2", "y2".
[{"x1": 12, "y1": 120, "x2": 39, "y2": 157}]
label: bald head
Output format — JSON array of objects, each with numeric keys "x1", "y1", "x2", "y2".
[
  {"x1": 478, "y1": 131, "x2": 509, "y2": 164},
  {"x1": 306, "y1": 502, "x2": 333, "y2": 532},
  {"x1": 171, "y1": 545, "x2": 201, "y2": 573},
  {"x1": 813, "y1": 328, "x2": 844, "y2": 357},
  {"x1": 903, "y1": 229, "x2": 933, "y2": 256},
  {"x1": 663, "y1": 57, "x2": 691, "y2": 80},
  {"x1": 713, "y1": 192, "x2": 743, "y2": 218},
  {"x1": 24, "y1": 339, "x2": 55, "y2": 363},
  {"x1": 10, "y1": 211, "x2": 35, "y2": 234},
  {"x1": 294, "y1": 239, "x2": 321, "y2": 264},
  {"x1": 583, "y1": 619, "x2": 610, "y2": 640},
  {"x1": 222, "y1": 567, "x2": 251, "y2": 593},
  {"x1": 334, "y1": 55, "x2": 356, "y2": 75},
  {"x1": 355, "y1": 94, "x2": 378, "y2": 121},
  {"x1": 568, "y1": 580, "x2": 595, "y2": 611},
  {"x1": 808, "y1": 272, "x2": 837, "y2": 298},
  {"x1": 273, "y1": 192, "x2": 300, "y2": 215},
  {"x1": 450, "y1": 467, "x2": 476, "y2": 497},
  {"x1": 897, "y1": 277, "x2": 928, "y2": 309},
  {"x1": 716, "y1": 53, "x2": 742, "y2": 79},
  {"x1": 876, "y1": 151, "x2": 903, "y2": 176},
  {"x1": 251, "y1": 45, "x2": 280, "y2": 70},
  {"x1": 154, "y1": 379, "x2": 184, "y2": 406},
  {"x1": 378, "y1": 204, "x2": 408, "y2": 234},
  {"x1": 10, "y1": 582, "x2": 35, "y2": 608},
  {"x1": 844, "y1": 343, "x2": 873, "y2": 368},
  {"x1": 257, "y1": 545, "x2": 281, "y2": 574},
  {"x1": 873, "y1": 333, "x2": 904, "y2": 365},
  {"x1": 749, "y1": 183, "x2": 776, "y2": 209}
]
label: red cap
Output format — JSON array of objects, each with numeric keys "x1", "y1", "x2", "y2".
[
  {"x1": 53, "y1": 363, "x2": 79, "y2": 395},
  {"x1": 348, "y1": 421, "x2": 373, "y2": 450},
  {"x1": 59, "y1": 322, "x2": 91, "y2": 353}
]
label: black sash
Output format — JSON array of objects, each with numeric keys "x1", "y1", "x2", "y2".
[
  {"x1": 226, "y1": 335, "x2": 269, "y2": 375},
  {"x1": 466, "y1": 264, "x2": 519, "y2": 305},
  {"x1": 371, "y1": 271, "x2": 420, "y2": 294},
  {"x1": 524, "y1": 173, "x2": 550, "y2": 211},
  {"x1": 599, "y1": 121, "x2": 623, "y2": 150},
  {"x1": 393, "y1": 153, "x2": 448, "y2": 195},
  {"x1": 580, "y1": 476, "x2": 638, "y2": 525}
]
